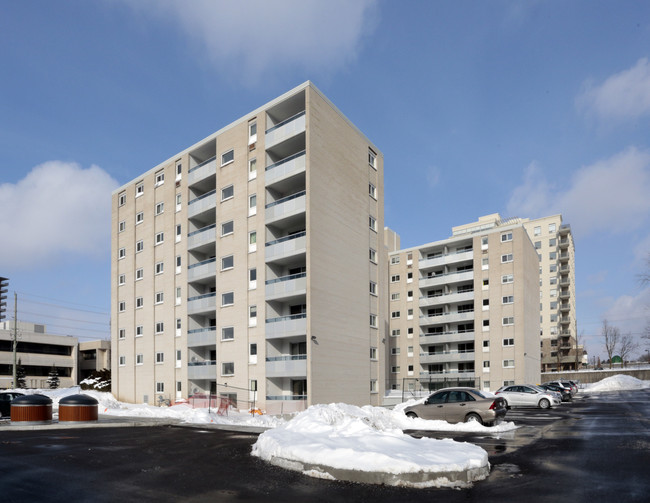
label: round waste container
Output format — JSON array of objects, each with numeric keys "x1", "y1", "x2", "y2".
[
  {"x1": 11, "y1": 394, "x2": 53, "y2": 424},
  {"x1": 58, "y1": 394, "x2": 99, "y2": 423}
]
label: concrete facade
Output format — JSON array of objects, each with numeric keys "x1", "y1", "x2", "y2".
[{"x1": 111, "y1": 82, "x2": 386, "y2": 413}]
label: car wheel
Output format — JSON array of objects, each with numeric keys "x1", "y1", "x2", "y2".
[
  {"x1": 539, "y1": 398, "x2": 550, "y2": 409},
  {"x1": 406, "y1": 412, "x2": 418, "y2": 419},
  {"x1": 465, "y1": 413, "x2": 483, "y2": 425}
]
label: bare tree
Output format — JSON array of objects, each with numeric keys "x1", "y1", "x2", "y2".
[
  {"x1": 618, "y1": 333, "x2": 638, "y2": 367},
  {"x1": 602, "y1": 319, "x2": 620, "y2": 369}
]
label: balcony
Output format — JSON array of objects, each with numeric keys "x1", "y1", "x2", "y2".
[
  {"x1": 188, "y1": 224, "x2": 216, "y2": 250},
  {"x1": 559, "y1": 238, "x2": 570, "y2": 249},
  {"x1": 559, "y1": 252, "x2": 570, "y2": 261},
  {"x1": 419, "y1": 250, "x2": 474, "y2": 270},
  {"x1": 188, "y1": 258, "x2": 216, "y2": 282},
  {"x1": 559, "y1": 277, "x2": 570, "y2": 286},
  {"x1": 188, "y1": 156, "x2": 216, "y2": 186},
  {"x1": 188, "y1": 190, "x2": 216, "y2": 219},
  {"x1": 265, "y1": 150, "x2": 306, "y2": 187},
  {"x1": 265, "y1": 232, "x2": 306, "y2": 263},
  {"x1": 188, "y1": 360, "x2": 216, "y2": 380},
  {"x1": 559, "y1": 224, "x2": 571, "y2": 235},
  {"x1": 420, "y1": 310, "x2": 474, "y2": 326},
  {"x1": 187, "y1": 292, "x2": 216, "y2": 315},
  {"x1": 560, "y1": 316, "x2": 571, "y2": 324},
  {"x1": 265, "y1": 191, "x2": 306, "y2": 226},
  {"x1": 265, "y1": 313, "x2": 307, "y2": 339},
  {"x1": 419, "y1": 270, "x2": 474, "y2": 289},
  {"x1": 265, "y1": 355, "x2": 307, "y2": 378},
  {"x1": 265, "y1": 111, "x2": 306, "y2": 149},
  {"x1": 560, "y1": 303, "x2": 570, "y2": 312},
  {"x1": 560, "y1": 264, "x2": 570, "y2": 273},
  {"x1": 420, "y1": 330, "x2": 475, "y2": 345},
  {"x1": 419, "y1": 290, "x2": 474, "y2": 308},
  {"x1": 419, "y1": 370, "x2": 475, "y2": 379},
  {"x1": 419, "y1": 351, "x2": 475, "y2": 364},
  {"x1": 187, "y1": 328, "x2": 217, "y2": 348},
  {"x1": 265, "y1": 272, "x2": 307, "y2": 301}
]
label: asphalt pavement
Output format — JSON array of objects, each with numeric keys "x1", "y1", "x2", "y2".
[{"x1": 1, "y1": 389, "x2": 648, "y2": 502}]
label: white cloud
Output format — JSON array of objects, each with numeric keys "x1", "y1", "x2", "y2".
[
  {"x1": 507, "y1": 147, "x2": 650, "y2": 238},
  {"x1": 577, "y1": 57, "x2": 650, "y2": 121},
  {"x1": 119, "y1": 0, "x2": 379, "y2": 82},
  {"x1": 602, "y1": 287, "x2": 650, "y2": 340},
  {"x1": 0, "y1": 162, "x2": 119, "y2": 268}
]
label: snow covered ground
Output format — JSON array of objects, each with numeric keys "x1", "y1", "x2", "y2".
[{"x1": 581, "y1": 374, "x2": 650, "y2": 393}]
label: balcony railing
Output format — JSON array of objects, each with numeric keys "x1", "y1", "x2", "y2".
[
  {"x1": 187, "y1": 360, "x2": 216, "y2": 380},
  {"x1": 419, "y1": 330, "x2": 475, "y2": 345},
  {"x1": 188, "y1": 190, "x2": 216, "y2": 218},
  {"x1": 265, "y1": 313, "x2": 307, "y2": 339},
  {"x1": 265, "y1": 232, "x2": 306, "y2": 262},
  {"x1": 418, "y1": 290, "x2": 474, "y2": 307},
  {"x1": 418, "y1": 270, "x2": 474, "y2": 288},
  {"x1": 187, "y1": 258, "x2": 216, "y2": 282},
  {"x1": 265, "y1": 191, "x2": 306, "y2": 224},
  {"x1": 187, "y1": 328, "x2": 217, "y2": 347},
  {"x1": 266, "y1": 395, "x2": 307, "y2": 401},
  {"x1": 188, "y1": 156, "x2": 216, "y2": 185},
  {"x1": 187, "y1": 292, "x2": 216, "y2": 314},
  {"x1": 265, "y1": 354, "x2": 307, "y2": 378},
  {"x1": 265, "y1": 111, "x2": 306, "y2": 148},
  {"x1": 265, "y1": 272, "x2": 307, "y2": 300},
  {"x1": 419, "y1": 249, "x2": 474, "y2": 269},
  {"x1": 188, "y1": 224, "x2": 216, "y2": 250},
  {"x1": 265, "y1": 150, "x2": 306, "y2": 186}
]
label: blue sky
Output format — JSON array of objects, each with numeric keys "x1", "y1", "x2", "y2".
[{"x1": 1, "y1": 0, "x2": 649, "y2": 359}]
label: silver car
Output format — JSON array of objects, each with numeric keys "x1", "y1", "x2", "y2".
[{"x1": 495, "y1": 384, "x2": 560, "y2": 409}]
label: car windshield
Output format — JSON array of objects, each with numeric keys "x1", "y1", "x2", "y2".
[
  {"x1": 471, "y1": 390, "x2": 489, "y2": 399},
  {"x1": 530, "y1": 384, "x2": 546, "y2": 392}
]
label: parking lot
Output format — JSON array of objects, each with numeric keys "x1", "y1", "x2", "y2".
[{"x1": 1, "y1": 389, "x2": 649, "y2": 502}]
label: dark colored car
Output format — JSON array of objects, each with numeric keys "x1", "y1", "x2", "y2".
[
  {"x1": 539, "y1": 383, "x2": 572, "y2": 402},
  {"x1": 403, "y1": 387, "x2": 507, "y2": 426},
  {"x1": 0, "y1": 392, "x2": 25, "y2": 418}
]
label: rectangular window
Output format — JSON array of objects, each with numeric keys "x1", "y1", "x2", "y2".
[
  {"x1": 407, "y1": 290, "x2": 413, "y2": 301},
  {"x1": 155, "y1": 232, "x2": 164, "y2": 245},
  {"x1": 502, "y1": 295, "x2": 514, "y2": 304},
  {"x1": 391, "y1": 275, "x2": 400, "y2": 283},
  {"x1": 481, "y1": 236, "x2": 489, "y2": 249},
  {"x1": 118, "y1": 274, "x2": 125, "y2": 286},
  {"x1": 176, "y1": 224, "x2": 181, "y2": 241},
  {"x1": 391, "y1": 311, "x2": 400, "y2": 319},
  {"x1": 155, "y1": 262, "x2": 164, "y2": 275},
  {"x1": 502, "y1": 317, "x2": 514, "y2": 326},
  {"x1": 482, "y1": 257, "x2": 489, "y2": 270},
  {"x1": 249, "y1": 121, "x2": 257, "y2": 143},
  {"x1": 549, "y1": 238, "x2": 557, "y2": 246},
  {"x1": 136, "y1": 240, "x2": 144, "y2": 253},
  {"x1": 391, "y1": 366, "x2": 400, "y2": 374},
  {"x1": 534, "y1": 226, "x2": 541, "y2": 236},
  {"x1": 535, "y1": 241, "x2": 542, "y2": 249},
  {"x1": 135, "y1": 268, "x2": 143, "y2": 281},
  {"x1": 176, "y1": 161, "x2": 182, "y2": 179},
  {"x1": 222, "y1": 292, "x2": 234, "y2": 306},
  {"x1": 248, "y1": 158, "x2": 257, "y2": 180},
  {"x1": 549, "y1": 223, "x2": 556, "y2": 233},
  {"x1": 135, "y1": 183, "x2": 144, "y2": 197},
  {"x1": 503, "y1": 338, "x2": 514, "y2": 346},
  {"x1": 248, "y1": 231, "x2": 257, "y2": 252},
  {"x1": 222, "y1": 362, "x2": 234, "y2": 376},
  {"x1": 501, "y1": 232, "x2": 513, "y2": 242},
  {"x1": 176, "y1": 193, "x2": 182, "y2": 211},
  {"x1": 156, "y1": 352, "x2": 164, "y2": 364},
  {"x1": 155, "y1": 292, "x2": 164, "y2": 304},
  {"x1": 391, "y1": 329, "x2": 400, "y2": 337},
  {"x1": 156, "y1": 382, "x2": 164, "y2": 393},
  {"x1": 549, "y1": 251, "x2": 557, "y2": 260},
  {"x1": 155, "y1": 170, "x2": 164, "y2": 186},
  {"x1": 118, "y1": 328, "x2": 125, "y2": 339},
  {"x1": 136, "y1": 354, "x2": 143, "y2": 365},
  {"x1": 136, "y1": 212, "x2": 143, "y2": 225},
  {"x1": 550, "y1": 264, "x2": 558, "y2": 273},
  {"x1": 391, "y1": 292, "x2": 400, "y2": 301},
  {"x1": 119, "y1": 356, "x2": 126, "y2": 366},
  {"x1": 221, "y1": 255, "x2": 234, "y2": 270},
  {"x1": 156, "y1": 322, "x2": 164, "y2": 334},
  {"x1": 221, "y1": 149, "x2": 234, "y2": 166},
  {"x1": 369, "y1": 183, "x2": 377, "y2": 199},
  {"x1": 390, "y1": 256, "x2": 400, "y2": 265},
  {"x1": 221, "y1": 185, "x2": 234, "y2": 201},
  {"x1": 370, "y1": 380, "x2": 377, "y2": 393},
  {"x1": 369, "y1": 281, "x2": 377, "y2": 295},
  {"x1": 483, "y1": 361, "x2": 490, "y2": 369},
  {"x1": 370, "y1": 314, "x2": 377, "y2": 328},
  {"x1": 118, "y1": 248, "x2": 126, "y2": 260},
  {"x1": 369, "y1": 248, "x2": 377, "y2": 263},
  {"x1": 136, "y1": 326, "x2": 143, "y2": 337},
  {"x1": 176, "y1": 255, "x2": 182, "y2": 272},
  {"x1": 368, "y1": 149, "x2": 377, "y2": 169},
  {"x1": 501, "y1": 274, "x2": 514, "y2": 284},
  {"x1": 501, "y1": 253, "x2": 513, "y2": 263},
  {"x1": 249, "y1": 193, "x2": 257, "y2": 216},
  {"x1": 221, "y1": 327, "x2": 234, "y2": 341},
  {"x1": 118, "y1": 192, "x2": 126, "y2": 206},
  {"x1": 249, "y1": 305, "x2": 257, "y2": 326},
  {"x1": 503, "y1": 360, "x2": 515, "y2": 368},
  {"x1": 391, "y1": 348, "x2": 401, "y2": 355},
  {"x1": 176, "y1": 350, "x2": 182, "y2": 367},
  {"x1": 221, "y1": 221, "x2": 234, "y2": 236},
  {"x1": 155, "y1": 202, "x2": 164, "y2": 215},
  {"x1": 369, "y1": 215, "x2": 377, "y2": 232},
  {"x1": 483, "y1": 340, "x2": 490, "y2": 348},
  {"x1": 136, "y1": 297, "x2": 143, "y2": 309},
  {"x1": 118, "y1": 220, "x2": 125, "y2": 232}
]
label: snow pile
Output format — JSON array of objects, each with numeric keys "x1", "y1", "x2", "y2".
[
  {"x1": 252, "y1": 403, "x2": 491, "y2": 488},
  {"x1": 583, "y1": 374, "x2": 650, "y2": 393}
]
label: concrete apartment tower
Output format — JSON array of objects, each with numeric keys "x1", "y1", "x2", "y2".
[
  {"x1": 111, "y1": 82, "x2": 386, "y2": 413},
  {"x1": 386, "y1": 216, "x2": 541, "y2": 394}
]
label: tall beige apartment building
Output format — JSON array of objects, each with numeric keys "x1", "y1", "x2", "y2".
[
  {"x1": 111, "y1": 82, "x2": 387, "y2": 413},
  {"x1": 386, "y1": 217, "x2": 542, "y2": 394}
]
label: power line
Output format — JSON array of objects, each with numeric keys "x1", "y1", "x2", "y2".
[
  {"x1": 10, "y1": 298, "x2": 108, "y2": 316},
  {"x1": 15, "y1": 291, "x2": 109, "y2": 314}
]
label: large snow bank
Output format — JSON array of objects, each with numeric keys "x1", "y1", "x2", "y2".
[
  {"x1": 583, "y1": 374, "x2": 650, "y2": 393},
  {"x1": 252, "y1": 403, "x2": 492, "y2": 488}
]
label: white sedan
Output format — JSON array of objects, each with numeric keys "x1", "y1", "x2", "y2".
[{"x1": 494, "y1": 384, "x2": 561, "y2": 409}]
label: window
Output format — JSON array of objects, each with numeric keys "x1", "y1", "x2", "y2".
[
  {"x1": 368, "y1": 149, "x2": 377, "y2": 169},
  {"x1": 136, "y1": 212, "x2": 143, "y2": 225},
  {"x1": 502, "y1": 317, "x2": 514, "y2": 326},
  {"x1": 369, "y1": 281, "x2": 377, "y2": 295},
  {"x1": 249, "y1": 268, "x2": 257, "y2": 289},
  {"x1": 118, "y1": 248, "x2": 126, "y2": 260},
  {"x1": 482, "y1": 257, "x2": 489, "y2": 270},
  {"x1": 503, "y1": 360, "x2": 515, "y2": 368},
  {"x1": 222, "y1": 362, "x2": 234, "y2": 376},
  {"x1": 369, "y1": 183, "x2": 377, "y2": 199},
  {"x1": 136, "y1": 297, "x2": 143, "y2": 309},
  {"x1": 155, "y1": 202, "x2": 164, "y2": 215},
  {"x1": 248, "y1": 231, "x2": 256, "y2": 252},
  {"x1": 391, "y1": 366, "x2": 400, "y2": 374},
  {"x1": 118, "y1": 274, "x2": 125, "y2": 286},
  {"x1": 369, "y1": 248, "x2": 377, "y2": 263},
  {"x1": 221, "y1": 221, "x2": 233, "y2": 236},
  {"x1": 155, "y1": 262, "x2": 164, "y2": 275},
  {"x1": 370, "y1": 380, "x2": 377, "y2": 393},
  {"x1": 221, "y1": 255, "x2": 234, "y2": 270},
  {"x1": 503, "y1": 338, "x2": 514, "y2": 346},
  {"x1": 176, "y1": 224, "x2": 181, "y2": 241},
  {"x1": 501, "y1": 253, "x2": 513, "y2": 263},
  {"x1": 483, "y1": 319, "x2": 490, "y2": 328},
  {"x1": 136, "y1": 325, "x2": 143, "y2": 337},
  {"x1": 407, "y1": 290, "x2": 413, "y2": 301},
  {"x1": 549, "y1": 238, "x2": 557, "y2": 246},
  {"x1": 221, "y1": 185, "x2": 234, "y2": 201},
  {"x1": 135, "y1": 268, "x2": 143, "y2": 280},
  {"x1": 483, "y1": 278, "x2": 489, "y2": 287},
  {"x1": 407, "y1": 308, "x2": 413, "y2": 319},
  {"x1": 176, "y1": 350, "x2": 182, "y2": 367},
  {"x1": 369, "y1": 314, "x2": 377, "y2": 328},
  {"x1": 249, "y1": 305, "x2": 257, "y2": 325},
  {"x1": 136, "y1": 240, "x2": 144, "y2": 253},
  {"x1": 118, "y1": 220, "x2": 125, "y2": 232},
  {"x1": 483, "y1": 340, "x2": 490, "y2": 348},
  {"x1": 176, "y1": 255, "x2": 182, "y2": 273},
  {"x1": 221, "y1": 149, "x2": 234, "y2": 166},
  {"x1": 155, "y1": 232, "x2": 164, "y2": 245},
  {"x1": 550, "y1": 264, "x2": 558, "y2": 273},
  {"x1": 501, "y1": 274, "x2": 514, "y2": 284},
  {"x1": 175, "y1": 193, "x2": 182, "y2": 212},
  {"x1": 155, "y1": 170, "x2": 164, "y2": 186},
  {"x1": 176, "y1": 161, "x2": 182, "y2": 179},
  {"x1": 250, "y1": 343, "x2": 257, "y2": 356},
  {"x1": 502, "y1": 295, "x2": 514, "y2": 304},
  {"x1": 118, "y1": 192, "x2": 126, "y2": 206},
  {"x1": 391, "y1": 329, "x2": 400, "y2": 337},
  {"x1": 549, "y1": 223, "x2": 556, "y2": 233},
  {"x1": 222, "y1": 292, "x2": 234, "y2": 306},
  {"x1": 534, "y1": 226, "x2": 541, "y2": 236},
  {"x1": 407, "y1": 346, "x2": 414, "y2": 357},
  {"x1": 407, "y1": 272, "x2": 413, "y2": 283},
  {"x1": 550, "y1": 276, "x2": 557, "y2": 285},
  {"x1": 156, "y1": 322, "x2": 164, "y2": 334},
  {"x1": 119, "y1": 356, "x2": 126, "y2": 366},
  {"x1": 549, "y1": 251, "x2": 557, "y2": 260},
  {"x1": 249, "y1": 122, "x2": 257, "y2": 143},
  {"x1": 222, "y1": 327, "x2": 234, "y2": 341},
  {"x1": 248, "y1": 158, "x2": 257, "y2": 180},
  {"x1": 156, "y1": 382, "x2": 164, "y2": 393},
  {"x1": 249, "y1": 194, "x2": 257, "y2": 216},
  {"x1": 175, "y1": 318, "x2": 181, "y2": 334},
  {"x1": 481, "y1": 236, "x2": 489, "y2": 248},
  {"x1": 391, "y1": 311, "x2": 400, "y2": 319},
  {"x1": 390, "y1": 256, "x2": 400, "y2": 265},
  {"x1": 501, "y1": 232, "x2": 512, "y2": 242},
  {"x1": 391, "y1": 274, "x2": 400, "y2": 283},
  {"x1": 391, "y1": 348, "x2": 401, "y2": 355},
  {"x1": 407, "y1": 327, "x2": 414, "y2": 336},
  {"x1": 118, "y1": 328, "x2": 125, "y2": 339},
  {"x1": 370, "y1": 347, "x2": 378, "y2": 360},
  {"x1": 156, "y1": 352, "x2": 164, "y2": 364},
  {"x1": 155, "y1": 292, "x2": 164, "y2": 304},
  {"x1": 369, "y1": 215, "x2": 377, "y2": 232},
  {"x1": 483, "y1": 361, "x2": 490, "y2": 369},
  {"x1": 391, "y1": 292, "x2": 400, "y2": 301},
  {"x1": 534, "y1": 241, "x2": 542, "y2": 249},
  {"x1": 136, "y1": 183, "x2": 144, "y2": 197}
]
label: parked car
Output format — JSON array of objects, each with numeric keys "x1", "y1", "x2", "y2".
[
  {"x1": 494, "y1": 384, "x2": 560, "y2": 409},
  {"x1": 403, "y1": 387, "x2": 507, "y2": 426},
  {"x1": 543, "y1": 380, "x2": 576, "y2": 396},
  {"x1": 0, "y1": 392, "x2": 25, "y2": 418},
  {"x1": 539, "y1": 383, "x2": 572, "y2": 402}
]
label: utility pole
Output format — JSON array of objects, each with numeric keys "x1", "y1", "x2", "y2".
[{"x1": 12, "y1": 292, "x2": 17, "y2": 388}]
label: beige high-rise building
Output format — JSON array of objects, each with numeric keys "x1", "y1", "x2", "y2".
[
  {"x1": 386, "y1": 216, "x2": 542, "y2": 394},
  {"x1": 111, "y1": 82, "x2": 387, "y2": 413}
]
